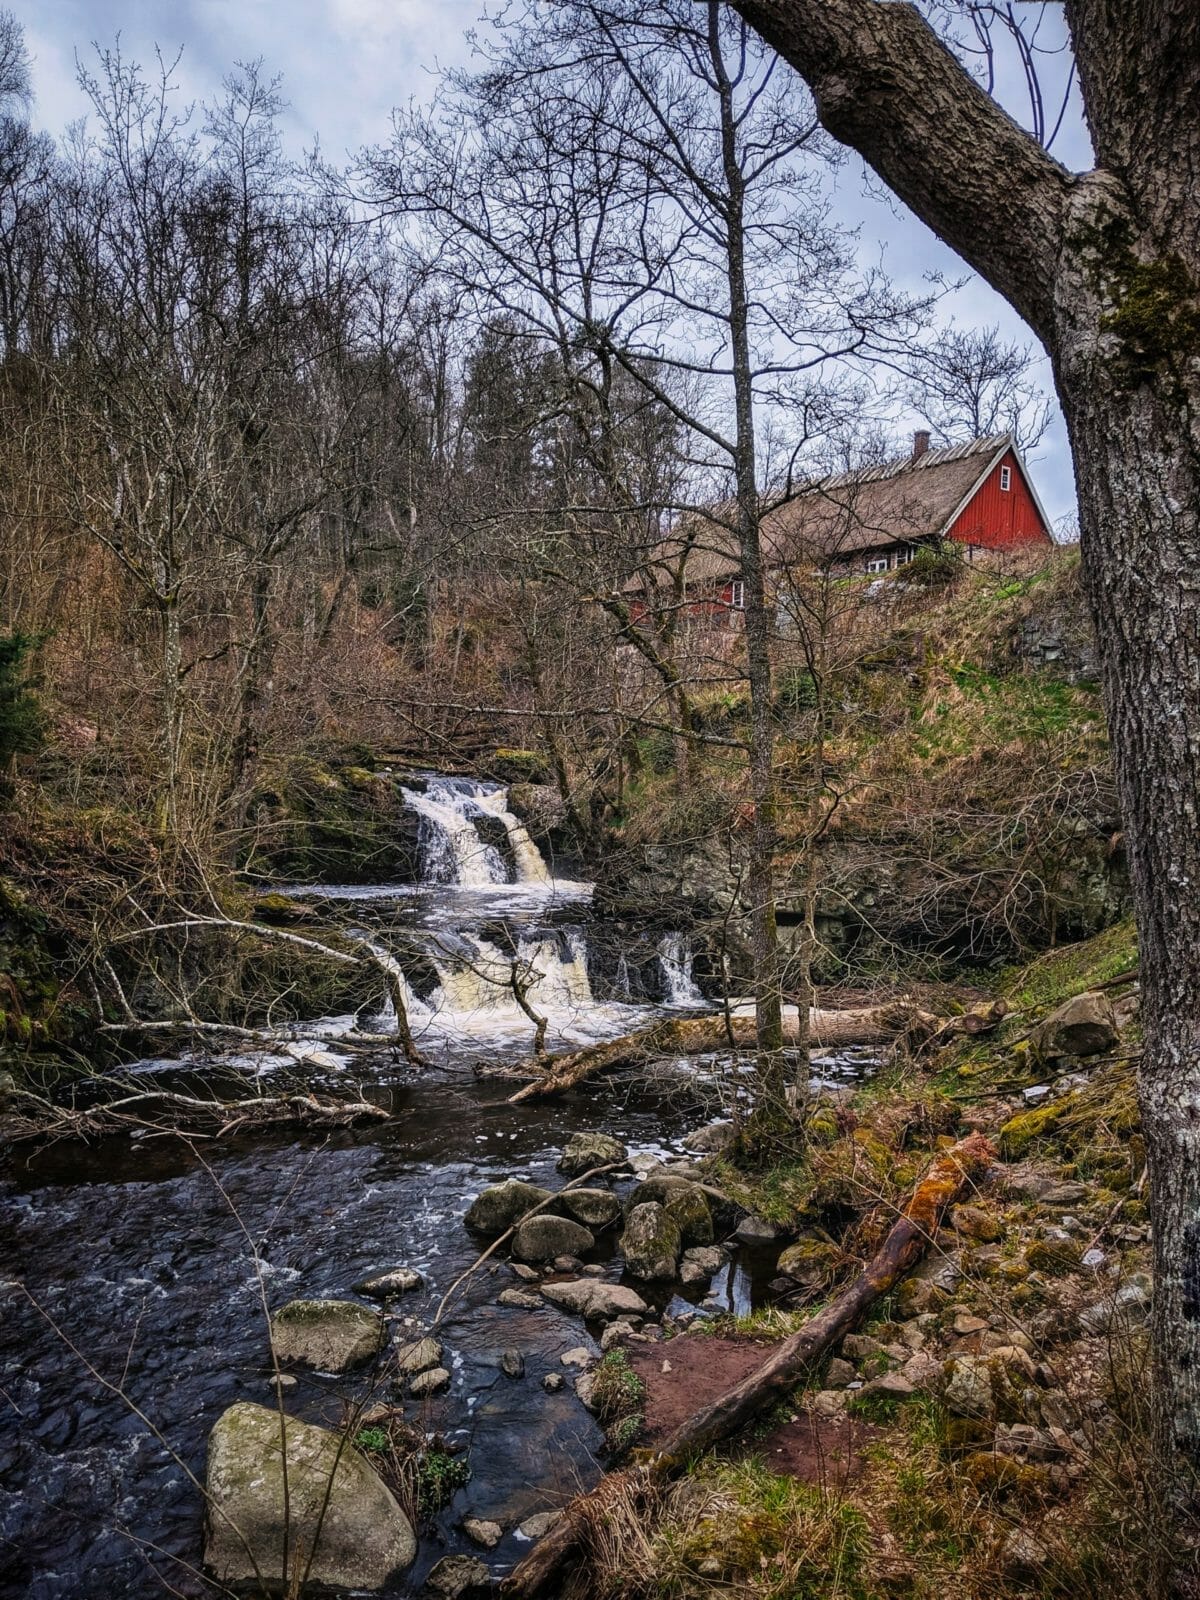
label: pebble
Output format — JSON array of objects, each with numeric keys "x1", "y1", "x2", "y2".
[
  {"x1": 500, "y1": 1348, "x2": 525, "y2": 1379},
  {"x1": 498, "y1": 1288, "x2": 542, "y2": 1310},
  {"x1": 542, "y1": 1373, "x2": 564, "y2": 1393}
]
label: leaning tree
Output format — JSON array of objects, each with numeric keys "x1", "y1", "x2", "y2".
[{"x1": 725, "y1": 0, "x2": 1200, "y2": 1483}]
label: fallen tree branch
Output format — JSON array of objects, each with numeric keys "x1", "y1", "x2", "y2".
[
  {"x1": 0, "y1": 1084, "x2": 390, "y2": 1144},
  {"x1": 502, "y1": 1001, "x2": 944, "y2": 1103},
  {"x1": 502, "y1": 1131, "x2": 996, "y2": 1598}
]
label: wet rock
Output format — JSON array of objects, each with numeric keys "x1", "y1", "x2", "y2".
[
  {"x1": 269, "y1": 1373, "x2": 297, "y2": 1392},
  {"x1": 465, "y1": 1179, "x2": 554, "y2": 1235},
  {"x1": 679, "y1": 1245, "x2": 723, "y2": 1286},
  {"x1": 541, "y1": 1373, "x2": 564, "y2": 1393},
  {"x1": 620, "y1": 1202, "x2": 682, "y2": 1281},
  {"x1": 540, "y1": 1279, "x2": 649, "y2": 1320},
  {"x1": 500, "y1": 1348, "x2": 525, "y2": 1380},
  {"x1": 517, "y1": 1510, "x2": 563, "y2": 1540},
  {"x1": 1031, "y1": 991, "x2": 1118, "y2": 1061},
  {"x1": 510, "y1": 1263, "x2": 540, "y2": 1282},
  {"x1": 600, "y1": 1319, "x2": 639, "y2": 1352},
  {"x1": 205, "y1": 1402, "x2": 415, "y2": 1589},
  {"x1": 270, "y1": 1300, "x2": 383, "y2": 1372},
  {"x1": 557, "y1": 1133, "x2": 628, "y2": 1177},
  {"x1": 560, "y1": 1346, "x2": 594, "y2": 1368},
  {"x1": 461, "y1": 1517, "x2": 503, "y2": 1549},
  {"x1": 409, "y1": 1367, "x2": 451, "y2": 1398},
  {"x1": 512, "y1": 1215, "x2": 595, "y2": 1264},
  {"x1": 733, "y1": 1214, "x2": 778, "y2": 1244},
  {"x1": 396, "y1": 1335, "x2": 444, "y2": 1375},
  {"x1": 552, "y1": 1254, "x2": 584, "y2": 1274},
  {"x1": 943, "y1": 1356, "x2": 994, "y2": 1419},
  {"x1": 681, "y1": 1120, "x2": 734, "y2": 1153},
  {"x1": 575, "y1": 1372, "x2": 597, "y2": 1410},
  {"x1": 582, "y1": 1263, "x2": 607, "y2": 1277},
  {"x1": 498, "y1": 1288, "x2": 542, "y2": 1310},
  {"x1": 664, "y1": 1185, "x2": 714, "y2": 1248},
  {"x1": 426, "y1": 1554, "x2": 491, "y2": 1597},
  {"x1": 354, "y1": 1266, "x2": 422, "y2": 1298},
  {"x1": 560, "y1": 1188, "x2": 622, "y2": 1229}
]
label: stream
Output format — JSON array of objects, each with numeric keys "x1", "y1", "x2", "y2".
[{"x1": 0, "y1": 775, "x2": 871, "y2": 1598}]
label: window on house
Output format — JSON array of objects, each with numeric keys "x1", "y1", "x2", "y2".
[
  {"x1": 894, "y1": 546, "x2": 915, "y2": 567},
  {"x1": 729, "y1": 580, "x2": 745, "y2": 608},
  {"x1": 1000, "y1": 465, "x2": 1012, "y2": 492},
  {"x1": 866, "y1": 556, "x2": 889, "y2": 574}
]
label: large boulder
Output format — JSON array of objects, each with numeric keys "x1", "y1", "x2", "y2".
[
  {"x1": 1031, "y1": 991, "x2": 1118, "y2": 1061},
  {"x1": 539, "y1": 1279, "x2": 649, "y2": 1320},
  {"x1": 205, "y1": 1402, "x2": 415, "y2": 1590},
  {"x1": 270, "y1": 1300, "x2": 383, "y2": 1372},
  {"x1": 663, "y1": 1185, "x2": 714, "y2": 1247},
  {"x1": 512, "y1": 1214, "x2": 595, "y2": 1263},
  {"x1": 557, "y1": 1133, "x2": 628, "y2": 1177},
  {"x1": 620, "y1": 1202, "x2": 682, "y2": 1281},
  {"x1": 560, "y1": 1188, "x2": 622, "y2": 1229},
  {"x1": 464, "y1": 1179, "x2": 553, "y2": 1235}
]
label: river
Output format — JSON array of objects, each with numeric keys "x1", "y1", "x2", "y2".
[{"x1": 0, "y1": 775, "x2": 868, "y2": 1597}]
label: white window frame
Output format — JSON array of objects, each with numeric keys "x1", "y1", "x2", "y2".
[
  {"x1": 729, "y1": 579, "x2": 745, "y2": 609},
  {"x1": 1000, "y1": 464, "x2": 1012, "y2": 492},
  {"x1": 894, "y1": 545, "x2": 915, "y2": 567},
  {"x1": 866, "y1": 556, "x2": 889, "y2": 574}
]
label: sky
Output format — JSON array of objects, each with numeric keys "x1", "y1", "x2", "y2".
[{"x1": 21, "y1": 0, "x2": 1088, "y2": 527}]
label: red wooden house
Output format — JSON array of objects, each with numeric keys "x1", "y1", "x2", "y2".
[{"x1": 624, "y1": 431, "x2": 1053, "y2": 624}]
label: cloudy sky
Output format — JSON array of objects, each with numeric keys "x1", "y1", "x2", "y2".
[{"x1": 23, "y1": 0, "x2": 1088, "y2": 525}]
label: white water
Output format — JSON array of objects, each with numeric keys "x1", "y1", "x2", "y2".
[
  {"x1": 400, "y1": 777, "x2": 511, "y2": 886},
  {"x1": 473, "y1": 786, "x2": 552, "y2": 884},
  {"x1": 658, "y1": 931, "x2": 705, "y2": 1008}
]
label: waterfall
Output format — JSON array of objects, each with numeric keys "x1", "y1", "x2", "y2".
[
  {"x1": 515, "y1": 930, "x2": 593, "y2": 1008},
  {"x1": 354, "y1": 936, "x2": 432, "y2": 1032},
  {"x1": 474, "y1": 787, "x2": 552, "y2": 884},
  {"x1": 399, "y1": 776, "x2": 552, "y2": 887},
  {"x1": 658, "y1": 931, "x2": 704, "y2": 1008}
]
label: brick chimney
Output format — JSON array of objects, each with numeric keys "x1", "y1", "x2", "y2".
[{"x1": 912, "y1": 429, "x2": 931, "y2": 461}]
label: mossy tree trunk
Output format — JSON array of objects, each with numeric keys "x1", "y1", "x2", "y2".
[{"x1": 733, "y1": 0, "x2": 1200, "y2": 1492}]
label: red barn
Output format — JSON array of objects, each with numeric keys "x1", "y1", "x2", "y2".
[{"x1": 622, "y1": 431, "x2": 1053, "y2": 624}]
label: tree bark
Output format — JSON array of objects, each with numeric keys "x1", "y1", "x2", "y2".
[
  {"x1": 732, "y1": 0, "x2": 1200, "y2": 1489},
  {"x1": 503, "y1": 1132, "x2": 996, "y2": 1599}
]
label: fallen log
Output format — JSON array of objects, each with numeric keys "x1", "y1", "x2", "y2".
[
  {"x1": 502, "y1": 1131, "x2": 995, "y2": 1599},
  {"x1": 505, "y1": 1000, "x2": 940, "y2": 1103}
]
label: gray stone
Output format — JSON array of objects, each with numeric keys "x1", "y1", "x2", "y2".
[
  {"x1": 1080, "y1": 1274, "x2": 1153, "y2": 1335},
  {"x1": 557, "y1": 1133, "x2": 628, "y2": 1178},
  {"x1": 409, "y1": 1366, "x2": 451, "y2": 1398},
  {"x1": 862, "y1": 1370, "x2": 916, "y2": 1399},
  {"x1": 270, "y1": 1300, "x2": 383, "y2": 1373},
  {"x1": 205, "y1": 1402, "x2": 415, "y2": 1590},
  {"x1": 517, "y1": 1510, "x2": 563, "y2": 1540},
  {"x1": 396, "y1": 1335, "x2": 443, "y2": 1375},
  {"x1": 354, "y1": 1266, "x2": 422, "y2": 1298},
  {"x1": 540, "y1": 1278, "x2": 649, "y2": 1321},
  {"x1": 620, "y1": 1202, "x2": 682, "y2": 1281},
  {"x1": 600, "y1": 1319, "x2": 639, "y2": 1351},
  {"x1": 498, "y1": 1288, "x2": 542, "y2": 1310},
  {"x1": 679, "y1": 1246, "x2": 724, "y2": 1285},
  {"x1": 943, "y1": 1356, "x2": 995, "y2": 1419},
  {"x1": 510, "y1": 1263, "x2": 540, "y2": 1282},
  {"x1": 426, "y1": 1554, "x2": 491, "y2": 1598},
  {"x1": 681, "y1": 1121, "x2": 735, "y2": 1153},
  {"x1": 575, "y1": 1372, "x2": 597, "y2": 1410},
  {"x1": 464, "y1": 1179, "x2": 553, "y2": 1235},
  {"x1": 461, "y1": 1517, "x2": 503, "y2": 1549},
  {"x1": 825, "y1": 1358, "x2": 856, "y2": 1388},
  {"x1": 560, "y1": 1346, "x2": 594, "y2": 1368},
  {"x1": 1001, "y1": 1529, "x2": 1049, "y2": 1581},
  {"x1": 733, "y1": 1214, "x2": 778, "y2": 1244},
  {"x1": 552, "y1": 1254, "x2": 584, "y2": 1274},
  {"x1": 500, "y1": 1347, "x2": 525, "y2": 1379},
  {"x1": 512, "y1": 1215, "x2": 595, "y2": 1264},
  {"x1": 541, "y1": 1373, "x2": 564, "y2": 1393},
  {"x1": 560, "y1": 1188, "x2": 622, "y2": 1228},
  {"x1": 1031, "y1": 991, "x2": 1118, "y2": 1061}
]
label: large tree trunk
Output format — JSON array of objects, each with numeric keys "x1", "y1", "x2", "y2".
[{"x1": 729, "y1": 0, "x2": 1200, "y2": 1489}]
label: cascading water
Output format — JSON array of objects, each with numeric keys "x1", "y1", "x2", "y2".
[
  {"x1": 658, "y1": 931, "x2": 705, "y2": 1008},
  {"x1": 473, "y1": 787, "x2": 552, "y2": 884},
  {"x1": 400, "y1": 777, "x2": 512, "y2": 886}
]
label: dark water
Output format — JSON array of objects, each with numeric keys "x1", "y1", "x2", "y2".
[{"x1": 0, "y1": 1062, "x2": 772, "y2": 1598}]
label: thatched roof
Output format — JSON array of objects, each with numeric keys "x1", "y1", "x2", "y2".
[{"x1": 628, "y1": 434, "x2": 1017, "y2": 589}]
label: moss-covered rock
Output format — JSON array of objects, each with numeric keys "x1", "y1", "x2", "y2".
[
  {"x1": 204, "y1": 1402, "x2": 415, "y2": 1589},
  {"x1": 620, "y1": 1201, "x2": 682, "y2": 1281},
  {"x1": 270, "y1": 1300, "x2": 383, "y2": 1371},
  {"x1": 511, "y1": 1214, "x2": 595, "y2": 1263},
  {"x1": 558, "y1": 1132, "x2": 628, "y2": 1177},
  {"x1": 464, "y1": 1179, "x2": 554, "y2": 1235}
]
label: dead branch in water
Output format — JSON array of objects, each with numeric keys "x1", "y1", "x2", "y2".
[
  {"x1": 502, "y1": 1132, "x2": 996, "y2": 1599},
  {"x1": 0, "y1": 1081, "x2": 390, "y2": 1144},
  {"x1": 501, "y1": 998, "x2": 985, "y2": 1103}
]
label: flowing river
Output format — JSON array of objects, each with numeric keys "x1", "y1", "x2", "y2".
[{"x1": 0, "y1": 776, "x2": 869, "y2": 1598}]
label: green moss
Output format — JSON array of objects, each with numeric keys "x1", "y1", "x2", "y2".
[
  {"x1": 1025, "y1": 1238, "x2": 1084, "y2": 1277},
  {"x1": 999, "y1": 1098, "x2": 1070, "y2": 1158},
  {"x1": 1101, "y1": 253, "x2": 1200, "y2": 381},
  {"x1": 1004, "y1": 919, "x2": 1137, "y2": 1011}
]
